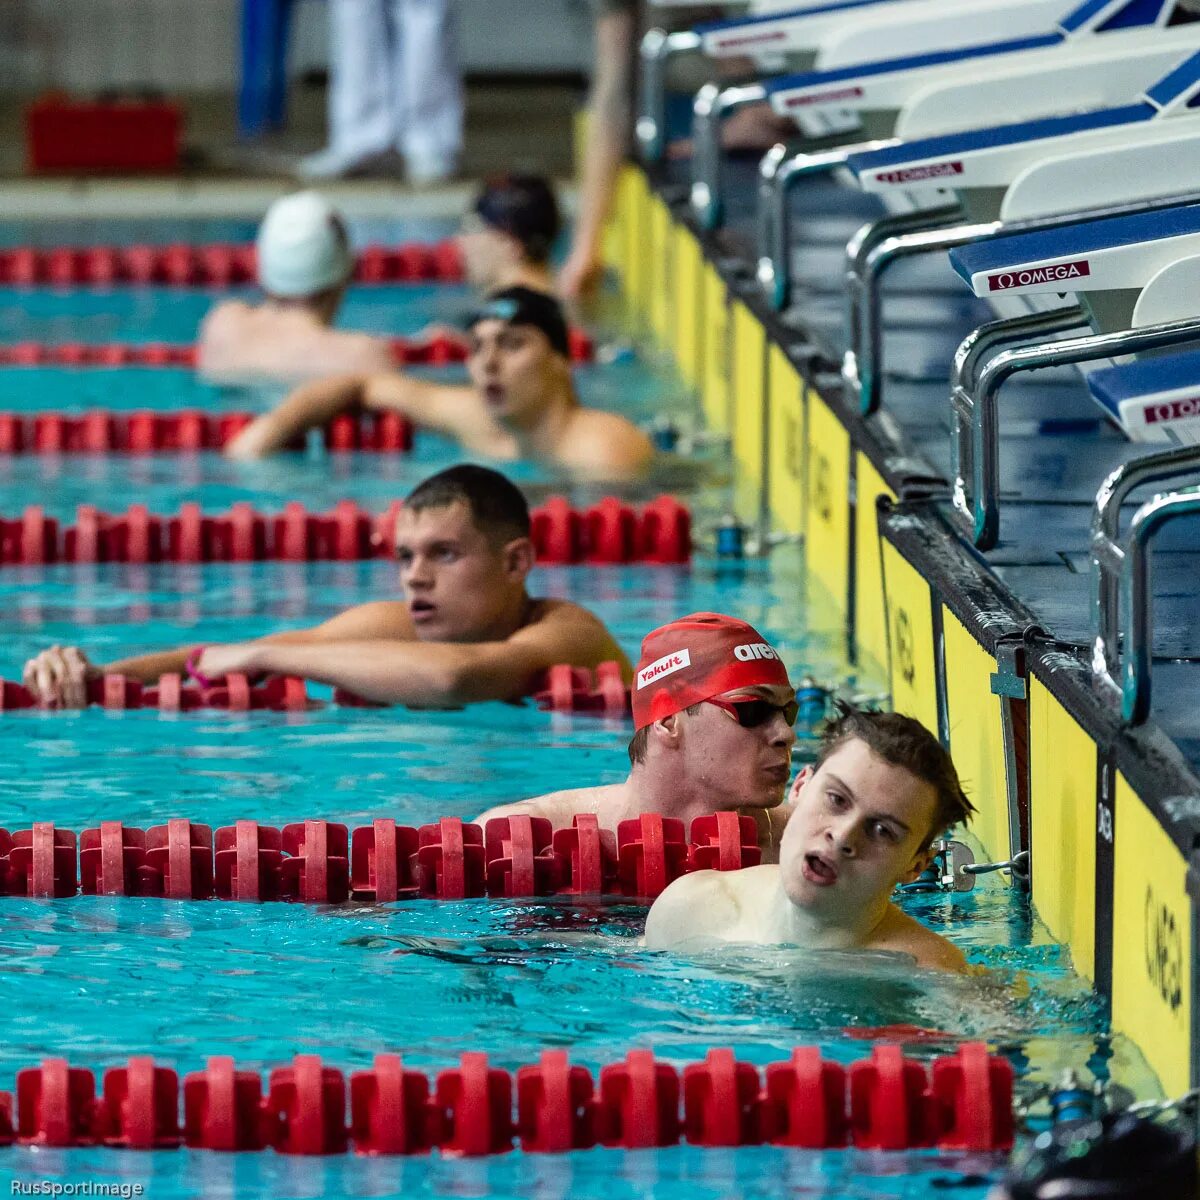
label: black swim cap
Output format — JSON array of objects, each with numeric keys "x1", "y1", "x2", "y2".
[
  {"x1": 473, "y1": 175, "x2": 561, "y2": 262},
  {"x1": 466, "y1": 286, "x2": 571, "y2": 359}
]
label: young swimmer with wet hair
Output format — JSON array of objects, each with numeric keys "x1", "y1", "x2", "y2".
[
  {"x1": 644, "y1": 705, "x2": 977, "y2": 972},
  {"x1": 198, "y1": 191, "x2": 397, "y2": 385},
  {"x1": 476, "y1": 613, "x2": 798, "y2": 860},
  {"x1": 200, "y1": 179, "x2": 562, "y2": 385},
  {"x1": 21, "y1": 465, "x2": 629, "y2": 709},
  {"x1": 460, "y1": 174, "x2": 562, "y2": 295},
  {"x1": 225, "y1": 286, "x2": 653, "y2": 481}
]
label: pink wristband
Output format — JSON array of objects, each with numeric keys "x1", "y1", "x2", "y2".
[{"x1": 184, "y1": 646, "x2": 217, "y2": 690}]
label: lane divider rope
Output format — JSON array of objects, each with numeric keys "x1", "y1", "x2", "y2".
[
  {"x1": 0, "y1": 660, "x2": 631, "y2": 718},
  {"x1": 0, "y1": 241, "x2": 464, "y2": 286},
  {"x1": 0, "y1": 496, "x2": 691, "y2": 565},
  {"x1": 0, "y1": 328, "x2": 595, "y2": 370},
  {"x1": 1, "y1": 1043, "x2": 1015, "y2": 1154},
  {"x1": 0, "y1": 812, "x2": 753, "y2": 902},
  {"x1": 0, "y1": 411, "x2": 412, "y2": 455}
]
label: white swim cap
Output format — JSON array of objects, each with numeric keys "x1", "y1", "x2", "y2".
[{"x1": 256, "y1": 191, "x2": 354, "y2": 298}]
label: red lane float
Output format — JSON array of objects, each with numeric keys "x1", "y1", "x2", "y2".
[
  {"x1": 0, "y1": 659, "x2": 632, "y2": 717},
  {"x1": 0, "y1": 329, "x2": 594, "y2": 371},
  {"x1": 0, "y1": 410, "x2": 411, "y2": 456},
  {"x1": 0, "y1": 498, "x2": 689, "y2": 565},
  {"x1": 1, "y1": 1044, "x2": 1015, "y2": 1156},
  {"x1": 0, "y1": 813, "x2": 761, "y2": 905},
  {"x1": 0, "y1": 241, "x2": 463, "y2": 286},
  {"x1": 0, "y1": 672, "x2": 311, "y2": 713}
]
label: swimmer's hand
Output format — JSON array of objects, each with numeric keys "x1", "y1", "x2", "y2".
[
  {"x1": 194, "y1": 643, "x2": 264, "y2": 681},
  {"x1": 557, "y1": 248, "x2": 604, "y2": 302},
  {"x1": 22, "y1": 645, "x2": 99, "y2": 709}
]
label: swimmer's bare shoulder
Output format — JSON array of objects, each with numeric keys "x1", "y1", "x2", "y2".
[
  {"x1": 473, "y1": 782, "x2": 625, "y2": 831},
  {"x1": 559, "y1": 409, "x2": 654, "y2": 480},
  {"x1": 520, "y1": 598, "x2": 630, "y2": 676},
  {"x1": 644, "y1": 865, "x2": 778, "y2": 950},
  {"x1": 867, "y1": 904, "x2": 969, "y2": 974}
]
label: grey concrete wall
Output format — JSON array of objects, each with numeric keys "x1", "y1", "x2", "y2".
[{"x1": 0, "y1": 0, "x2": 594, "y2": 92}]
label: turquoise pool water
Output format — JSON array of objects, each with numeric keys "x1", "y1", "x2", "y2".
[{"x1": 0, "y1": 219, "x2": 1149, "y2": 1199}]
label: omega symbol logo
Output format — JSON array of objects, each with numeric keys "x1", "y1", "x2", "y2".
[
  {"x1": 785, "y1": 413, "x2": 800, "y2": 481},
  {"x1": 1144, "y1": 884, "x2": 1183, "y2": 1014},
  {"x1": 812, "y1": 453, "x2": 832, "y2": 523},
  {"x1": 894, "y1": 608, "x2": 916, "y2": 688}
]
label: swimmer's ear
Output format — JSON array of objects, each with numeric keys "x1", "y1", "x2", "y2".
[
  {"x1": 650, "y1": 711, "x2": 685, "y2": 751},
  {"x1": 787, "y1": 765, "x2": 812, "y2": 804},
  {"x1": 898, "y1": 844, "x2": 935, "y2": 886},
  {"x1": 502, "y1": 536, "x2": 536, "y2": 579}
]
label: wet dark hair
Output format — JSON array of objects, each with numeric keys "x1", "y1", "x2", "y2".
[
  {"x1": 404, "y1": 464, "x2": 531, "y2": 545},
  {"x1": 474, "y1": 174, "x2": 562, "y2": 264},
  {"x1": 816, "y1": 702, "x2": 975, "y2": 846}
]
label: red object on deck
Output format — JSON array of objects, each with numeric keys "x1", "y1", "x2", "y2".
[{"x1": 27, "y1": 96, "x2": 181, "y2": 174}]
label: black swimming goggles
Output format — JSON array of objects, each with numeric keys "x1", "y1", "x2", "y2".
[{"x1": 705, "y1": 695, "x2": 799, "y2": 728}]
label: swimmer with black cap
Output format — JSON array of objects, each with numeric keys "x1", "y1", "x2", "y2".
[
  {"x1": 226, "y1": 285, "x2": 653, "y2": 481},
  {"x1": 645, "y1": 705, "x2": 975, "y2": 972},
  {"x1": 198, "y1": 191, "x2": 397, "y2": 385},
  {"x1": 476, "y1": 612, "x2": 799, "y2": 860}
]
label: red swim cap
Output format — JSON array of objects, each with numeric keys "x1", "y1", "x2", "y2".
[{"x1": 631, "y1": 611, "x2": 792, "y2": 730}]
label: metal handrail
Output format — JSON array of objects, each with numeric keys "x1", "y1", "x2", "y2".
[
  {"x1": 951, "y1": 307, "x2": 1087, "y2": 400},
  {"x1": 843, "y1": 209, "x2": 976, "y2": 414},
  {"x1": 755, "y1": 138, "x2": 900, "y2": 309},
  {"x1": 1090, "y1": 446, "x2": 1200, "y2": 690},
  {"x1": 951, "y1": 315, "x2": 1200, "y2": 549},
  {"x1": 637, "y1": 28, "x2": 702, "y2": 166},
  {"x1": 848, "y1": 189, "x2": 1200, "y2": 417},
  {"x1": 1120, "y1": 485, "x2": 1200, "y2": 724},
  {"x1": 691, "y1": 82, "x2": 767, "y2": 229}
]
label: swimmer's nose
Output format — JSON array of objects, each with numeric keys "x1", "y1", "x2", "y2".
[
  {"x1": 401, "y1": 553, "x2": 435, "y2": 589},
  {"x1": 766, "y1": 712, "x2": 795, "y2": 748},
  {"x1": 825, "y1": 823, "x2": 858, "y2": 859}
]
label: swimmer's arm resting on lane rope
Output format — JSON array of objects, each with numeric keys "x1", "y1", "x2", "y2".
[
  {"x1": 192, "y1": 602, "x2": 620, "y2": 706},
  {"x1": 223, "y1": 372, "x2": 477, "y2": 459},
  {"x1": 19, "y1": 600, "x2": 412, "y2": 707},
  {"x1": 195, "y1": 637, "x2": 553, "y2": 707}
]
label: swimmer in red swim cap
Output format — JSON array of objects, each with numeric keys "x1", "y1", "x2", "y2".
[
  {"x1": 476, "y1": 612, "x2": 799, "y2": 861},
  {"x1": 645, "y1": 705, "x2": 977, "y2": 973}
]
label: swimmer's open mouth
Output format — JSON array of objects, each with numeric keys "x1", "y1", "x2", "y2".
[
  {"x1": 410, "y1": 599, "x2": 437, "y2": 620},
  {"x1": 483, "y1": 384, "x2": 505, "y2": 408},
  {"x1": 803, "y1": 852, "x2": 838, "y2": 886}
]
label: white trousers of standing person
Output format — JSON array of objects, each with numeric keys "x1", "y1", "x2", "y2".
[{"x1": 328, "y1": 0, "x2": 464, "y2": 178}]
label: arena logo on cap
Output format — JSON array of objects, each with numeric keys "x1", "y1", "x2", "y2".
[
  {"x1": 734, "y1": 642, "x2": 781, "y2": 662},
  {"x1": 986, "y1": 259, "x2": 1091, "y2": 292},
  {"x1": 873, "y1": 160, "x2": 962, "y2": 185},
  {"x1": 636, "y1": 649, "x2": 692, "y2": 689}
]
